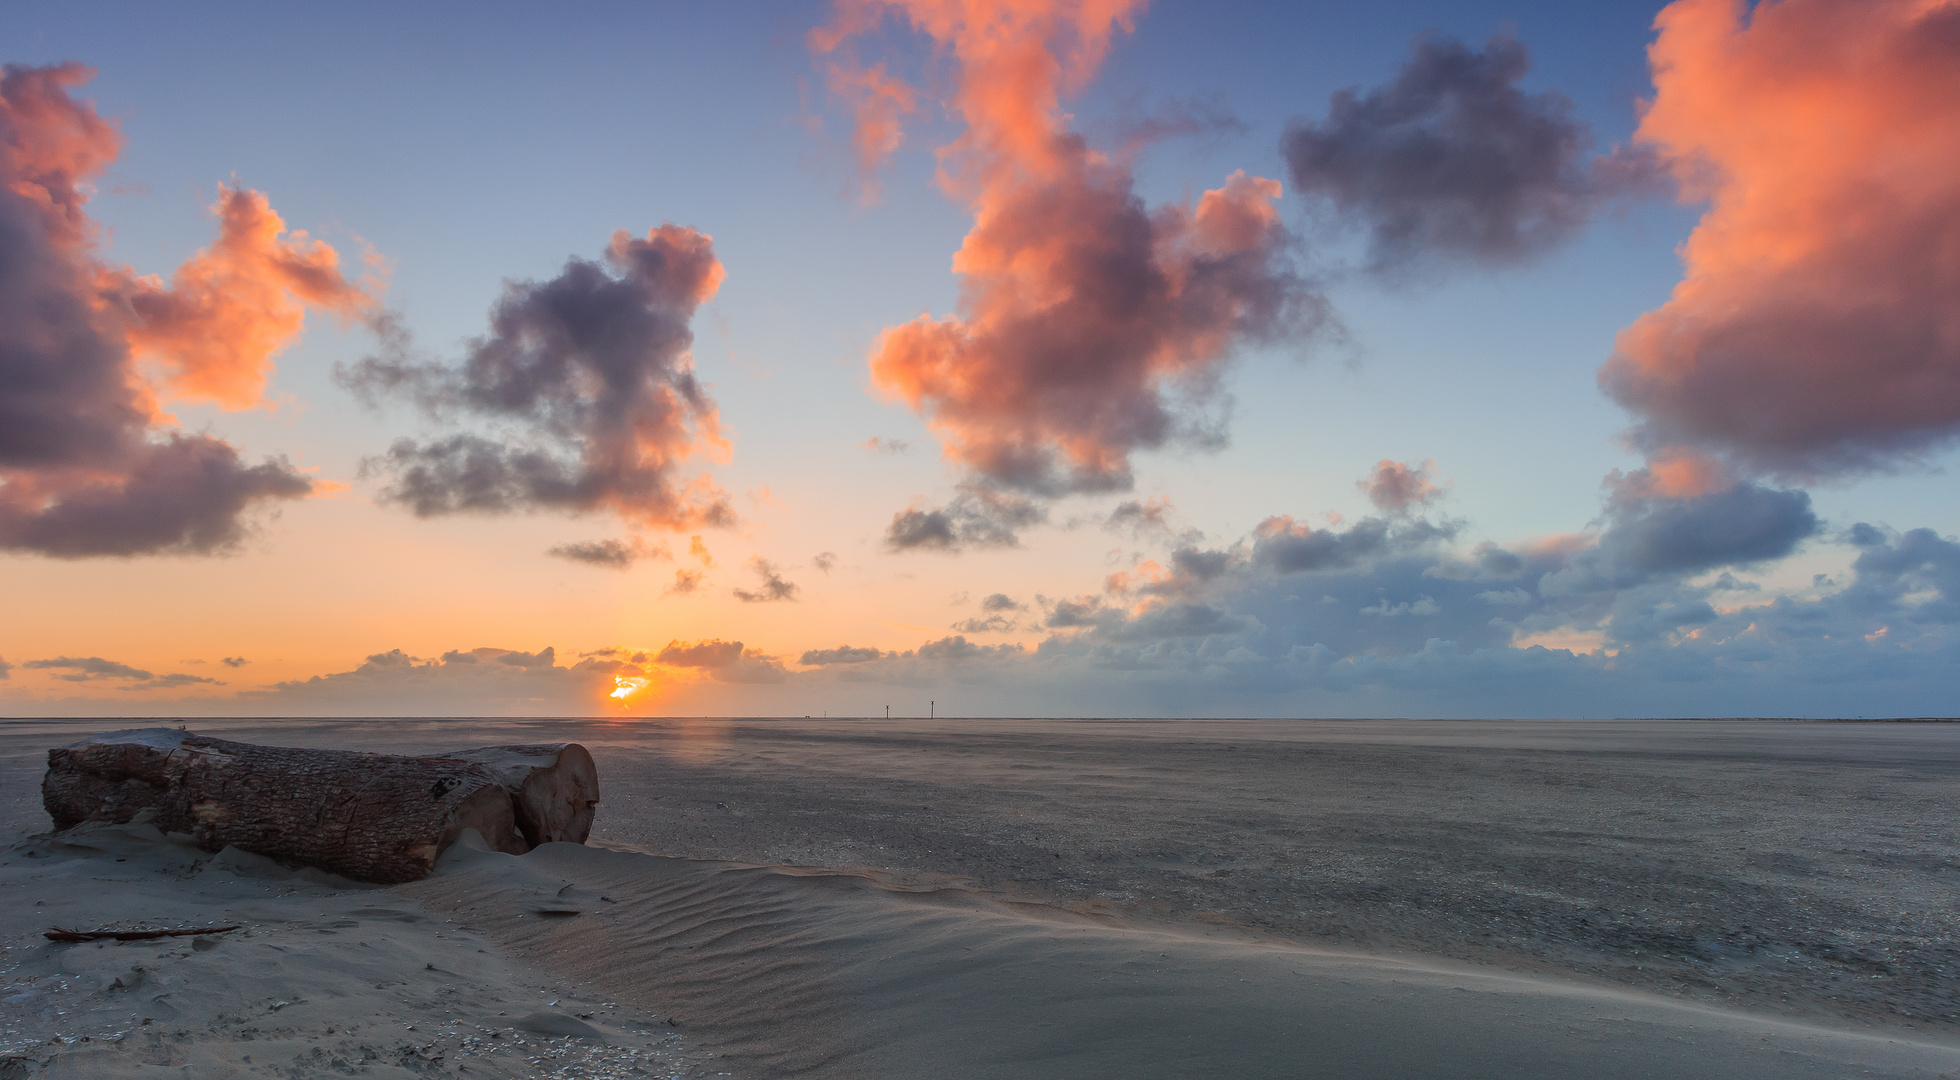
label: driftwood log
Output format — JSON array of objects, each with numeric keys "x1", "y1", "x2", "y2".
[
  {"x1": 41, "y1": 728, "x2": 598, "y2": 884},
  {"x1": 45, "y1": 925, "x2": 240, "y2": 943},
  {"x1": 436, "y1": 744, "x2": 599, "y2": 847}
]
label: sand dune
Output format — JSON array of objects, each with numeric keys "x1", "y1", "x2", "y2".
[
  {"x1": 408, "y1": 838, "x2": 1960, "y2": 1079},
  {"x1": 2, "y1": 717, "x2": 1957, "y2": 1077},
  {"x1": 0, "y1": 820, "x2": 709, "y2": 1077}
]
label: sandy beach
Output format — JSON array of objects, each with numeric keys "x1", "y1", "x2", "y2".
[{"x1": 1, "y1": 717, "x2": 1957, "y2": 1077}]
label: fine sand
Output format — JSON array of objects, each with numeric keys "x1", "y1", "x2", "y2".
[{"x1": 1, "y1": 716, "x2": 1956, "y2": 1078}]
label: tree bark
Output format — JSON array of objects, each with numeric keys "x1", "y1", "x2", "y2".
[
  {"x1": 42, "y1": 728, "x2": 527, "y2": 884},
  {"x1": 436, "y1": 744, "x2": 599, "y2": 847}
]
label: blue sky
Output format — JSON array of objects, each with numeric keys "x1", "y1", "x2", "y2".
[{"x1": 3, "y1": 0, "x2": 1956, "y2": 717}]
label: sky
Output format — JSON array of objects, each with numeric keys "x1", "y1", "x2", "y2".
[{"x1": 3, "y1": 0, "x2": 1957, "y2": 719}]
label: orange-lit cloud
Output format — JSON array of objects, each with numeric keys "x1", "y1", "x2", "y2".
[
  {"x1": 814, "y1": 1, "x2": 1318, "y2": 498},
  {"x1": 114, "y1": 184, "x2": 380, "y2": 408},
  {"x1": 0, "y1": 63, "x2": 336, "y2": 557},
  {"x1": 821, "y1": 60, "x2": 919, "y2": 198},
  {"x1": 1601, "y1": 0, "x2": 1960, "y2": 478}
]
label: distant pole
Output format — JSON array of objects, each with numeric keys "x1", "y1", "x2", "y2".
[
  {"x1": 886, "y1": 704, "x2": 890, "y2": 719},
  {"x1": 931, "y1": 700, "x2": 935, "y2": 719}
]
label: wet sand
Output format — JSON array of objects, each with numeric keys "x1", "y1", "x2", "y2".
[{"x1": 1, "y1": 716, "x2": 1956, "y2": 1076}]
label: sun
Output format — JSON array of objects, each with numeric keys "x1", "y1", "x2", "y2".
[{"x1": 609, "y1": 675, "x2": 651, "y2": 702}]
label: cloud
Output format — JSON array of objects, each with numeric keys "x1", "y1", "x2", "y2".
[
  {"x1": 0, "y1": 656, "x2": 10, "y2": 680},
  {"x1": 24, "y1": 656, "x2": 154, "y2": 681},
  {"x1": 951, "y1": 591, "x2": 1029, "y2": 633},
  {"x1": 19, "y1": 655, "x2": 223, "y2": 690},
  {"x1": 255, "y1": 646, "x2": 624, "y2": 714},
  {"x1": 799, "y1": 635, "x2": 1023, "y2": 667},
  {"x1": 1251, "y1": 514, "x2": 1458, "y2": 574},
  {"x1": 819, "y1": 60, "x2": 920, "y2": 201},
  {"x1": 915, "y1": 634, "x2": 1024, "y2": 662},
  {"x1": 131, "y1": 672, "x2": 223, "y2": 690},
  {"x1": 668, "y1": 569, "x2": 705, "y2": 595},
  {"x1": 799, "y1": 644, "x2": 891, "y2": 665},
  {"x1": 547, "y1": 537, "x2": 667, "y2": 569},
  {"x1": 0, "y1": 63, "x2": 368, "y2": 557},
  {"x1": 886, "y1": 486, "x2": 1046, "y2": 551},
  {"x1": 814, "y1": 2, "x2": 1325, "y2": 498},
  {"x1": 345, "y1": 226, "x2": 733, "y2": 529},
  {"x1": 732, "y1": 557, "x2": 800, "y2": 602},
  {"x1": 0, "y1": 436, "x2": 314, "y2": 557},
  {"x1": 1599, "y1": 0, "x2": 1960, "y2": 479},
  {"x1": 221, "y1": 656, "x2": 249, "y2": 668},
  {"x1": 1359, "y1": 459, "x2": 1443, "y2": 515},
  {"x1": 1596, "y1": 482, "x2": 1819, "y2": 578},
  {"x1": 112, "y1": 185, "x2": 379, "y2": 408},
  {"x1": 1100, "y1": 93, "x2": 1248, "y2": 153},
  {"x1": 861, "y1": 436, "x2": 913, "y2": 455},
  {"x1": 951, "y1": 615, "x2": 1018, "y2": 634},
  {"x1": 688, "y1": 535, "x2": 715, "y2": 567},
  {"x1": 1282, "y1": 33, "x2": 1659, "y2": 275},
  {"x1": 1102, "y1": 495, "x2": 1201, "y2": 544},
  {"x1": 654, "y1": 638, "x2": 787, "y2": 682},
  {"x1": 812, "y1": 551, "x2": 837, "y2": 573},
  {"x1": 655, "y1": 639, "x2": 746, "y2": 668}
]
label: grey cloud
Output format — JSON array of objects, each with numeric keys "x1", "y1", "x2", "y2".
[
  {"x1": 1597, "y1": 483, "x2": 1819, "y2": 577},
  {"x1": 0, "y1": 435, "x2": 312, "y2": 558},
  {"x1": 951, "y1": 615, "x2": 1019, "y2": 634},
  {"x1": 981, "y1": 593, "x2": 1025, "y2": 612},
  {"x1": 1102, "y1": 497, "x2": 1201, "y2": 544},
  {"x1": 1252, "y1": 515, "x2": 1458, "y2": 574},
  {"x1": 344, "y1": 227, "x2": 731, "y2": 531},
  {"x1": 126, "y1": 672, "x2": 223, "y2": 690},
  {"x1": 655, "y1": 639, "x2": 745, "y2": 668},
  {"x1": 22, "y1": 655, "x2": 226, "y2": 690},
  {"x1": 915, "y1": 635, "x2": 1024, "y2": 662},
  {"x1": 255, "y1": 644, "x2": 624, "y2": 715},
  {"x1": 799, "y1": 645, "x2": 891, "y2": 666},
  {"x1": 1106, "y1": 93, "x2": 1248, "y2": 149},
  {"x1": 862, "y1": 437, "x2": 912, "y2": 455},
  {"x1": 1282, "y1": 33, "x2": 1660, "y2": 276},
  {"x1": 667, "y1": 569, "x2": 705, "y2": 595},
  {"x1": 221, "y1": 656, "x2": 249, "y2": 668},
  {"x1": 733, "y1": 558, "x2": 799, "y2": 603},
  {"x1": 886, "y1": 487, "x2": 1047, "y2": 552},
  {"x1": 0, "y1": 655, "x2": 10, "y2": 680},
  {"x1": 1043, "y1": 596, "x2": 1252, "y2": 643},
  {"x1": 25, "y1": 656, "x2": 154, "y2": 681},
  {"x1": 653, "y1": 638, "x2": 786, "y2": 683},
  {"x1": 813, "y1": 551, "x2": 837, "y2": 574},
  {"x1": 548, "y1": 538, "x2": 665, "y2": 569},
  {"x1": 1169, "y1": 546, "x2": 1235, "y2": 583}
]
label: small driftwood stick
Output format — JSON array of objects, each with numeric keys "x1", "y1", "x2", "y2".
[
  {"x1": 44, "y1": 925, "x2": 240, "y2": 943},
  {"x1": 43, "y1": 728, "x2": 526, "y2": 883},
  {"x1": 436, "y1": 744, "x2": 599, "y2": 847}
]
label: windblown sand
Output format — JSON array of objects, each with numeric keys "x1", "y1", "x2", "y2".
[{"x1": 0, "y1": 717, "x2": 1955, "y2": 1078}]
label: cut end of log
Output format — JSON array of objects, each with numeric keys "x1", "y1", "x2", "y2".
[{"x1": 435, "y1": 743, "x2": 600, "y2": 847}]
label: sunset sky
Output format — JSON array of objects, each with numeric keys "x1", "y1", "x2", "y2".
[{"x1": 4, "y1": 0, "x2": 1957, "y2": 718}]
